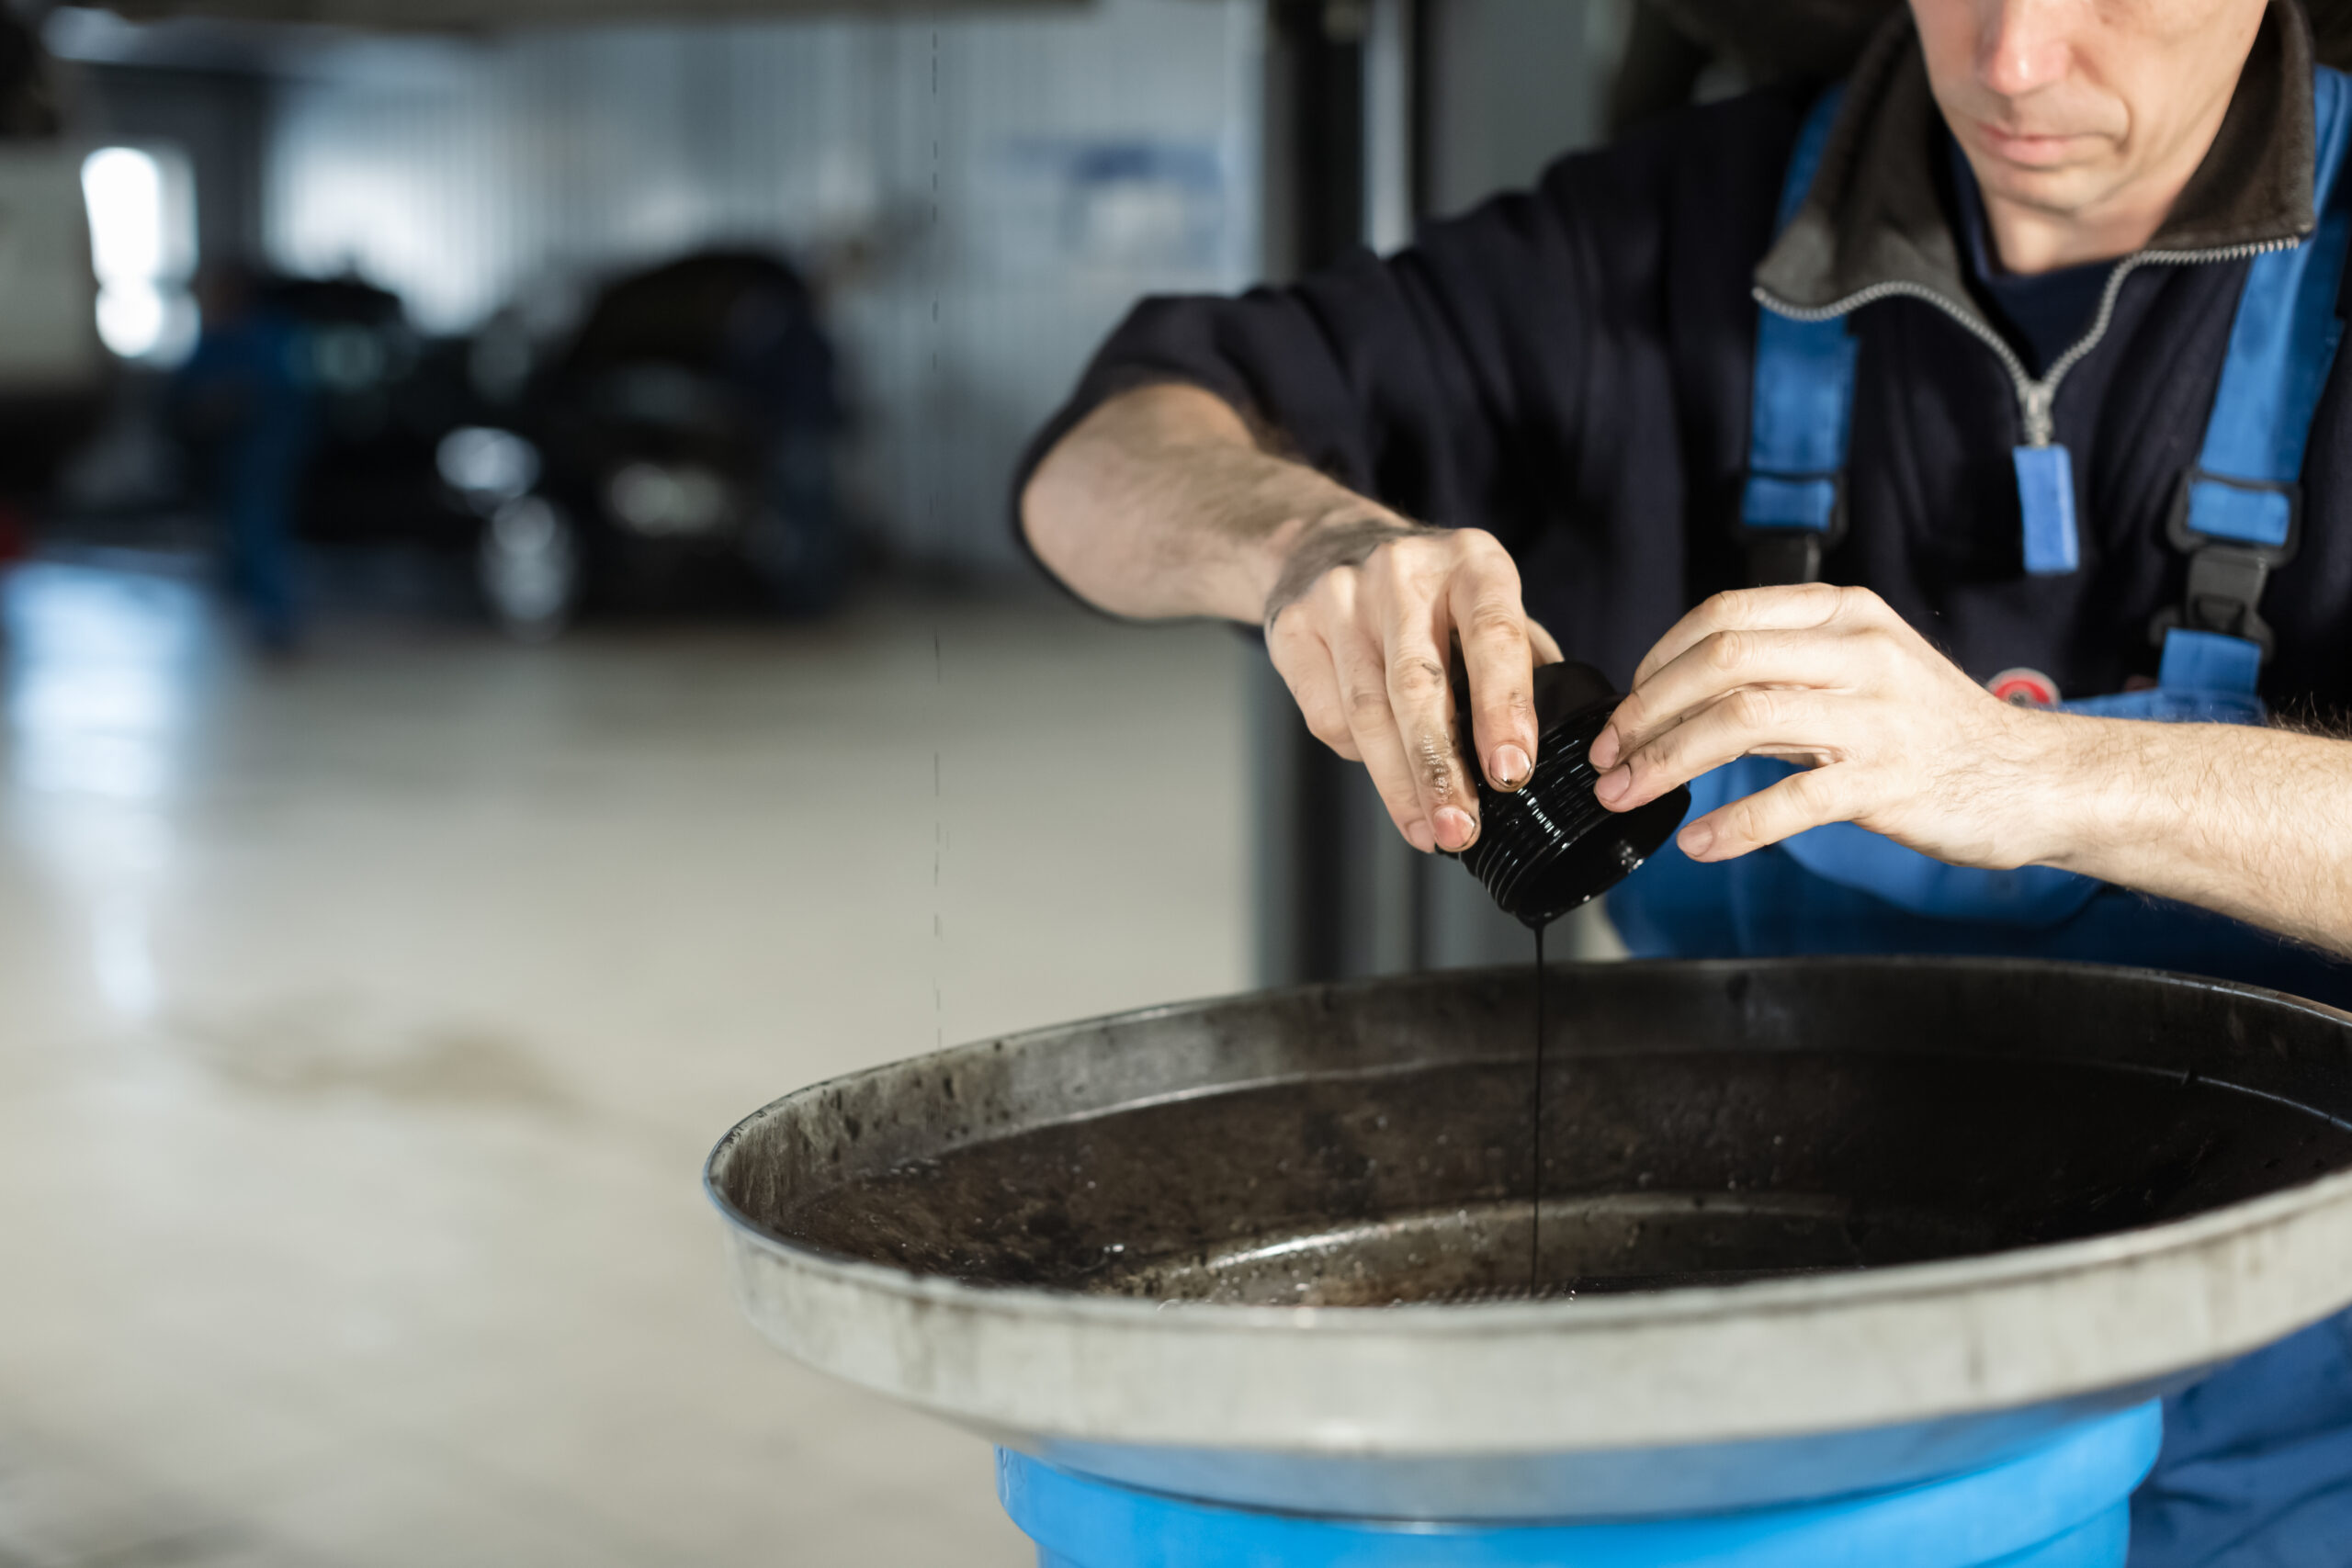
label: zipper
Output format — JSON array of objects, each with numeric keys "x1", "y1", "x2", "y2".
[{"x1": 1754, "y1": 238, "x2": 2297, "y2": 447}]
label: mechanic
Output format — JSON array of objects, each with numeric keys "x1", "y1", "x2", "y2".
[{"x1": 1018, "y1": 0, "x2": 2352, "y2": 1559}]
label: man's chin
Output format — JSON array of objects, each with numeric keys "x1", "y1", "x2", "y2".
[{"x1": 1973, "y1": 162, "x2": 2109, "y2": 221}]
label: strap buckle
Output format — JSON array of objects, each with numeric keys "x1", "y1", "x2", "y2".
[
  {"x1": 1735, "y1": 469, "x2": 1847, "y2": 587},
  {"x1": 2164, "y1": 467, "x2": 2302, "y2": 560},
  {"x1": 2149, "y1": 468, "x2": 2301, "y2": 660}
]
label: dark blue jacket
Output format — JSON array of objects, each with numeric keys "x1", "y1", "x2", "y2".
[{"x1": 1023, "y1": 2, "x2": 2352, "y2": 721}]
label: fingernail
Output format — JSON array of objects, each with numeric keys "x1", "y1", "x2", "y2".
[
  {"x1": 1593, "y1": 764, "x2": 1630, "y2": 805},
  {"x1": 1491, "y1": 744, "x2": 1532, "y2": 790},
  {"x1": 1679, "y1": 821, "x2": 1714, "y2": 858},
  {"x1": 1589, "y1": 728, "x2": 1621, "y2": 771},
  {"x1": 1406, "y1": 819, "x2": 1436, "y2": 853},
  {"x1": 1433, "y1": 807, "x2": 1477, "y2": 852}
]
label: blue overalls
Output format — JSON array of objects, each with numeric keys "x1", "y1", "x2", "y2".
[{"x1": 1609, "y1": 73, "x2": 2352, "y2": 1567}]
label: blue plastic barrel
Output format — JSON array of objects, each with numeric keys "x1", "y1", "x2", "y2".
[{"x1": 999, "y1": 1402, "x2": 2162, "y2": 1568}]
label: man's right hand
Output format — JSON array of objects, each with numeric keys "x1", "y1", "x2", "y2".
[
  {"x1": 1020, "y1": 384, "x2": 1555, "y2": 854},
  {"x1": 1265, "y1": 522, "x2": 1559, "y2": 854}
]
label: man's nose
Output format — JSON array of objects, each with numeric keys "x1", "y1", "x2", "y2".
[{"x1": 1976, "y1": 0, "x2": 2072, "y2": 97}]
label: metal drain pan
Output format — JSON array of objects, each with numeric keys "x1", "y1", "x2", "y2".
[{"x1": 705, "y1": 957, "x2": 2352, "y2": 1517}]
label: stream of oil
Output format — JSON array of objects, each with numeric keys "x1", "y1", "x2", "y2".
[{"x1": 1528, "y1": 919, "x2": 1546, "y2": 1293}]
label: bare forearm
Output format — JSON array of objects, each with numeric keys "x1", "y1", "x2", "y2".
[
  {"x1": 2042, "y1": 716, "x2": 2352, "y2": 955},
  {"x1": 1019, "y1": 383, "x2": 1395, "y2": 622}
]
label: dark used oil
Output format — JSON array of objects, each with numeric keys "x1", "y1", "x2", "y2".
[
  {"x1": 1528, "y1": 919, "x2": 1546, "y2": 1295},
  {"x1": 766, "y1": 1037, "x2": 2352, "y2": 1307},
  {"x1": 753, "y1": 905, "x2": 2352, "y2": 1307}
]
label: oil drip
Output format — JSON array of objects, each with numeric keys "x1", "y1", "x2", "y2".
[{"x1": 1529, "y1": 919, "x2": 1545, "y2": 1292}]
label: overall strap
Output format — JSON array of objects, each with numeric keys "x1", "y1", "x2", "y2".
[
  {"x1": 2155, "y1": 65, "x2": 2352, "y2": 695},
  {"x1": 1740, "y1": 90, "x2": 1854, "y2": 587}
]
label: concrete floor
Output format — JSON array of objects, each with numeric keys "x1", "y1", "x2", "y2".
[{"x1": 0, "y1": 558, "x2": 1252, "y2": 1566}]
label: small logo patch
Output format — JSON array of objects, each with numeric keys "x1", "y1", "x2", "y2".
[{"x1": 1988, "y1": 668, "x2": 2061, "y2": 707}]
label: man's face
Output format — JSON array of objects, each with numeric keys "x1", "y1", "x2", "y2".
[{"x1": 1910, "y1": 0, "x2": 2268, "y2": 221}]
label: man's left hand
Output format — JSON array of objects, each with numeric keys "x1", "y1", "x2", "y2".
[{"x1": 1586, "y1": 583, "x2": 2064, "y2": 868}]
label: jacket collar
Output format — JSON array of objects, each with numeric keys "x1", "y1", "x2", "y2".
[{"x1": 1754, "y1": 0, "x2": 2317, "y2": 318}]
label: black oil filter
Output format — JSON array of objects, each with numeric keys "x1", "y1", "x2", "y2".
[{"x1": 1447, "y1": 660, "x2": 1692, "y2": 929}]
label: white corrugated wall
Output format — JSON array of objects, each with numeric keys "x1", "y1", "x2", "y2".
[{"x1": 265, "y1": 0, "x2": 1263, "y2": 575}]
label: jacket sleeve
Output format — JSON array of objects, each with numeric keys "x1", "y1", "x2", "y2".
[
  {"x1": 1015, "y1": 174, "x2": 1605, "y2": 555},
  {"x1": 1012, "y1": 91, "x2": 1801, "y2": 667}
]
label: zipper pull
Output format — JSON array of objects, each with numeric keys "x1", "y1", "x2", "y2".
[{"x1": 2013, "y1": 444, "x2": 2079, "y2": 573}]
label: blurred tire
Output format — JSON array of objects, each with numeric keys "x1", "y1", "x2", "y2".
[
  {"x1": 747, "y1": 434, "x2": 846, "y2": 618},
  {"x1": 747, "y1": 502, "x2": 846, "y2": 619},
  {"x1": 479, "y1": 493, "x2": 578, "y2": 641}
]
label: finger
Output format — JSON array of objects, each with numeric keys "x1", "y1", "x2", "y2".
[
  {"x1": 1630, "y1": 583, "x2": 1856, "y2": 690},
  {"x1": 1676, "y1": 763, "x2": 1859, "y2": 862},
  {"x1": 1446, "y1": 544, "x2": 1539, "y2": 791},
  {"x1": 1268, "y1": 626, "x2": 1361, "y2": 761},
  {"x1": 1526, "y1": 617, "x2": 1565, "y2": 665},
  {"x1": 1371, "y1": 591, "x2": 1480, "y2": 852},
  {"x1": 1595, "y1": 684, "x2": 1851, "y2": 812},
  {"x1": 1592, "y1": 626, "x2": 1879, "y2": 772},
  {"x1": 1331, "y1": 628, "x2": 1442, "y2": 852}
]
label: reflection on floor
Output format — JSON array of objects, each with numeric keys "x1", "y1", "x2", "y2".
[{"x1": 0, "y1": 558, "x2": 1250, "y2": 1567}]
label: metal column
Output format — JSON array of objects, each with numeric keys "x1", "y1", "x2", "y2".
[
  {"x1": 1254, "y1": 0, "x2": 1395, "y2": 987},
  {"x1": 1250, "y1": 0, "x2": 1613, "y2": 985}
]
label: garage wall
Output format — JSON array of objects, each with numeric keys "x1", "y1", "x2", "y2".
[
  {"x1": 1422, "y1": 0, "x2": 1627, "y2": 219},
  {"x1": 261, "y1": 0, "x2": 1262, "y2": 576}
]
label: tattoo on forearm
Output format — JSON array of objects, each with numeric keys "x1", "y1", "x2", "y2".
[{"x1": 1263, "y1": 518, "x2": 1442, "y2": 629}]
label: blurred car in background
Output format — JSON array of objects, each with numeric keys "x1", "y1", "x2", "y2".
[
  {"x1": 168, "y1": 266, "x2": 477, "y2": 646},
  {"x1": 274, "y1": 274, "x2": 479, "y2": 557},
  {"x1": 161, "y1": 247, "x2": 849, "y2": 640},
  {"x1": 456, "y1": 248, "x2": 849, "y2": 638}
]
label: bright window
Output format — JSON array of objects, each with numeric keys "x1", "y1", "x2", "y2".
[{"x1": 81, "y1": 145, "x2": 198, "y2": 364}]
